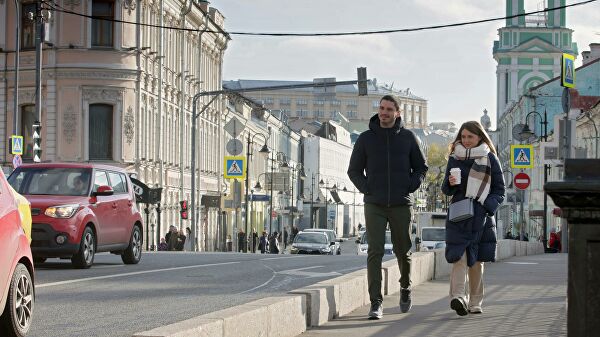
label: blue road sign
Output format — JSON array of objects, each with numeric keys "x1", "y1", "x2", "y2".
[
  {"x1": 251, "y1": 194, "x2": 270, "y2": 201},
  {"x1": 223, "y1": 156, "x2": 245, "y2": 179},
  {"x1": 511, "y1": 145, "x2": 534, "y2": 169},
  {"x1": 11, "y1": 135, "x2": 24, "y2": 155}
]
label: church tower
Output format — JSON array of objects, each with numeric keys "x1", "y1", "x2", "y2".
[{"x1": 493, "y1": 0, "x2": 577, "y2": 119}]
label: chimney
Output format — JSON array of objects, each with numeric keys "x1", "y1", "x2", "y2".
[{"x1": 583, "y1": 43, "x2": 600, "y2": 65}]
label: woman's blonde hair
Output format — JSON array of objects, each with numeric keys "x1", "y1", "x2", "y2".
[{"x1": 449, "y1": 121, "x2": 497, "y2": 155}]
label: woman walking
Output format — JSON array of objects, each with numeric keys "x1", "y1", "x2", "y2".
[{"x1": 442, "y1": 121, "x2": 505, "y2": 316}]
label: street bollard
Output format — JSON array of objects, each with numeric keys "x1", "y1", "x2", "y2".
[{"x1": 546, "y1": 159, "x2": 600, "y2": 337}]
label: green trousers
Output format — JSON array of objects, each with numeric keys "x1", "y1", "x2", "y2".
[{"x1": 365, "y1": 203, "x2": 413, "y2": 304}]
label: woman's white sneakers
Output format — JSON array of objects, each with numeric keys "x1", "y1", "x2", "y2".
[{"x1": 468, "y1": 306, "x2": 483, "y2": 314}]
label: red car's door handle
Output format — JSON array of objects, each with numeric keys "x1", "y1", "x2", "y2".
[
  {"x1": 128, "y1": 200, "x2": 133, "y2": 207},
  {"x1": 112, "y1": 202, "x2": 118, "y2": 209}
]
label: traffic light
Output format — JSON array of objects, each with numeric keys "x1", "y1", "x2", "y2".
[
  {"x1": 32, "y1": 121, "x2": 42, "y2": 163},
  {"x1": 357, "y1": 67, "x2": 368, "y2": 96},
  {"x1": 180, "y1": 200, "x2": 188, "y2": 220}
]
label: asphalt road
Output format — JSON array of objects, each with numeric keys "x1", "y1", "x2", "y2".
[{"x1": 29, "y1": 239, "x2": 383, "y2": 337}]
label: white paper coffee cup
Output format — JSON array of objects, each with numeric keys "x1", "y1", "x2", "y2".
[{"x1": 450, "y1": 168, "x2": 461, "y2": 184}]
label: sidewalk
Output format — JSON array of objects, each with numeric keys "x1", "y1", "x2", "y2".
[{"x1": 299, "y1": 253, "x2": 567, "y2": 337}]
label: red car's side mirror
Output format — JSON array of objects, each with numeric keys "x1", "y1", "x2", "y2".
[{"x1": 94, "y1": 185, "x2": 114, "y2": 196}]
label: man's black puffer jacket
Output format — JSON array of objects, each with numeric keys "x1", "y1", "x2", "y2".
[{"x1": 348, "y1": 115, "x2": 428, "y2": 206}]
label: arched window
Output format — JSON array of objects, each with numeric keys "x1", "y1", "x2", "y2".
[{"x1": 89, "y1": 104, "x2": 113, "y2": 160}]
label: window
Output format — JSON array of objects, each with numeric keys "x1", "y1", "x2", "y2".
[
  {"x1": 279, "y1": 98, "x2": 291, "y2": 105},
  {"x1": 20, "y1": 105, "x2": 36, "y2": 160},
  {"x1": 330, "y1": 99, "x2": 341, "y2": 106},
  {"x1": 313, "y1": 110, "x2": 324, "y2": 118},
  {"x1": 346, "y1": 110, "x2": 357, "y2": 118},
  {"x1": 89, "y1": 104, "x2": 113, "y2": 160},
  {"x1": 372, "y1": 100, "x2": 379, "y2": 108},
  {"x1": 314, "y1": 100, "x2": 325, "y2": 106},
  {"x1": 296, "y1": 109, "x2": 307, "y2": 117},
  {"x1": 346, "y1": 100, "x2": 357, "y2": 107},
  {"x1": 296, "y1": 99, "x2": 308, "y2": 105},
  {"x1": 92, "y1": 0, "x2": 114, "y2": 47},
  {"x1": 107, "y1": 172, "x2": 126, "y2": 193},
  {"x1": 21, "y1": 3, "x2": 36, "y2": 49},
  {"x1": 93, "y1": 170, "x2": 109, "y2": 192}
]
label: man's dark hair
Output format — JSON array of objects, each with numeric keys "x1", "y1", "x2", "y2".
[{"x1": 380, "y1": 95, "x2": 400, "y2": 111}]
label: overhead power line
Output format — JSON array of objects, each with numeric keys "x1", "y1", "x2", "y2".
[{"x1": 42, "y1": 0, "x2": 597, "y2": 37}]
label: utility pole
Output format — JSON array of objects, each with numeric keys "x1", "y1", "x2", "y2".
[
  {"x1": 13, "y1": 0, "x2": 21, "y2": 136},
  {"x1": 33, "y1": 0, "x2": 43, "y2": 162}
]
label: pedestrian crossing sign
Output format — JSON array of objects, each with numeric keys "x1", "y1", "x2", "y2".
[
  {"x1": 224, "y1": 156, "x2": 246, "y2": 179},
  {"x1": 511, "y1": 145, "x2": 534, "y2": 169},
  {"x1": 10, "y1": 135, "x2": 24, "y2": 155},
  {"x1": 561, "y1": 53, "x2": 576, "y2": 88}
]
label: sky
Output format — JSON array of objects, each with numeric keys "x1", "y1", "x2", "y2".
[{"x1": 214, "y1": 0, "x2": 600, "y2": 129}]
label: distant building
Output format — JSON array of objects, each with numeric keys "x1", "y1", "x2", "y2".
[{"x1": 223, "y1": 78, "x2": 428, "y2": 133}]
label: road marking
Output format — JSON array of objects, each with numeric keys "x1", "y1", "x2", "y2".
[
  {"x1": 37, "y1": 261, "x2": 240, "y2": 288},
  {"x1": 237, "y1": 264, "x2": 277, "y2": 295},
  {"x1": 504, "y1": 262, "x2": 539, "y2": 265},
  {"x1": 276, "y1": 266, "x2": 341, "y2": 278},
  {"x1": 260, "y1": 256, "x2": 299, "y2": 261}
]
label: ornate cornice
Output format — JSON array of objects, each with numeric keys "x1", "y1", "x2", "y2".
[
  {"x1": 49, "y1": 70, "x2": 137, "y2": 80},
  {"x1": 82, "y1": 87, "x2": 125, "y2": 103},
  {"x1": 18, "y1": 89, "x2": 36, "y2": 104},
  {"x1": 63, "y1": 0, "x2": 81, "y2": 10}
]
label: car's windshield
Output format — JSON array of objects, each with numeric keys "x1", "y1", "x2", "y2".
[
  {"x1": 294, "y1": 233, "x2": 328, "y2": 244},
  {"x1": 8, "y1": 168, "x2": 93, "y2": 196},
  {"x1": 305, "y1": 229, "x2": 334, "y2": 242},
  {"x1": 422, "y1": 228, "x2": 445, "y2": 241},
  {"x1": 361, "y1": 231, "x2": 392, "y2": 244}
]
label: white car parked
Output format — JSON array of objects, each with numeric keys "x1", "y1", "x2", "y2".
[{"x1": 356, "y1": 230, "x2": 394, "y2": 255}]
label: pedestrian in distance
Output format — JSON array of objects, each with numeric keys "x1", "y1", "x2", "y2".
[
  {"x1": 166, "y1": 225, "x2": 179, "y2": 251},
  {"x1": 183, "y1": 227, "x2": 192, "y2": 251},
  {"x1": 157, "y1": 238, "x2": 168, "y2": 251},
  {"x1": 252, "y1": 228, "x2": 259, "y2": 253},
  {"x1": 283, "y1": 228, "x2": 289, "y2": 250},
  {"x1": 549, "y1": 227, "x2": 561, "y2": 252},
  {"x1": 259, "y1": 231, "x2": 268, "y2": 254},
  {"x1": 238, "y1": 229, "x2": 246, "y2": 253},
  {"x1": 269, "y1": 231, "x2": 280, "y2": 254},
  {"x1": 442, "y1": 121, "x2": 505, "y2": 316},
  {"x1": 347, "y1": 94, "x2": 428, "y2": 319}
]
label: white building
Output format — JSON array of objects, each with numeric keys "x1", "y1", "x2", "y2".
[{"x1": 301, "y1": 128, "x2": 364, "y2": 238}]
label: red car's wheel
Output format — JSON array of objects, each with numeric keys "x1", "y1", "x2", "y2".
[{"x1": 0, "y1": 263, "x2": 34, "y2": 337}]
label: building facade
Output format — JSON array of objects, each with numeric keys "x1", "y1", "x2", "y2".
[
  {"x1": 223, "y1": 78, "x2": 429, "y2": 133},
  {"x1": 0, "y1": 0, "x2": 229, "y2": 250}
]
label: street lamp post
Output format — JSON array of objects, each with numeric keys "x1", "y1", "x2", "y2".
[
  {"x1": 289, "y1": 164, "x2": 306, "y2": 232},
  {"x1": 319, "y1": 179, "x2": 338, "y2": 230},
  {"x1": 307, "y1": 173, "x2": 320, "y2": 229},
  {"x1": 244, "y1": 133, "x2": 270, "y2": 252},
  {"x1": 520, "y1": 109, "x2": 549, "y2": 249}
]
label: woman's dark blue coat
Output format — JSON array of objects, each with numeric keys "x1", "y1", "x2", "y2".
[{"x1": 441, "y1": 152, "x2": 505, "y2": 267}]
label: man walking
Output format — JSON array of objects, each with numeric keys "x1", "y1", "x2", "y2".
[{"x1": 348, "y1": 95, "x2": 428, "y2": 319}]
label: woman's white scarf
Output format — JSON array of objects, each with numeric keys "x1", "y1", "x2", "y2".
[{"x1": 452, "y1": 143, "x2": 491, "y2": 205}]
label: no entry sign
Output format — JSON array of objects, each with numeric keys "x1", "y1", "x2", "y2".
[{"x1": 514, "y1": 172, "x2": 531, "y2": 190}]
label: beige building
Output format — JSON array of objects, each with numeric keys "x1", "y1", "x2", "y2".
[
  {"x1": 0, "y1": 0, "x2": 228, "y2": 251},
  {"x1": 223, "y1": 79, "x2": 428, "y2": 132}
]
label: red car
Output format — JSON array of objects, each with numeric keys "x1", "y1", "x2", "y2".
[
  {"x1": 1, "y1": 169, "x2": 35, "y2": 337},
  {"x1": 8, "y1": 163, "x2": 143, "y2": 269}
]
